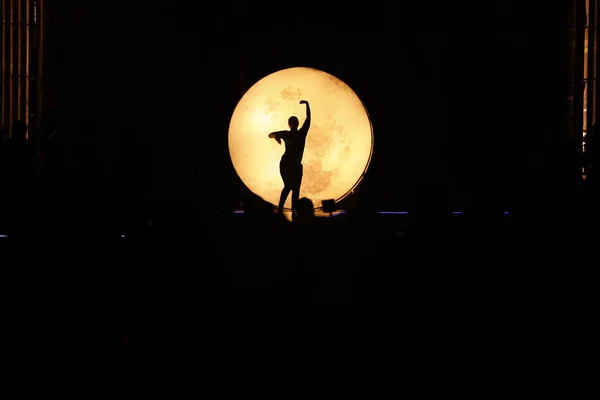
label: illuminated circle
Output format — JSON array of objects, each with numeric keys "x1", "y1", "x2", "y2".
[{"x1": 228, "y1": 67, "x2": 373, "y2": 209}]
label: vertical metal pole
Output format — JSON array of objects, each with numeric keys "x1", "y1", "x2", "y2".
[
  {"x1": 24, "y1": 0, "x2": 29, "y2": 129},
  {"x1": 10, "y1": 0, "x2": 16, "y2": 132},
  {"x1": 35, "y1": 0, "x2": 41, "y2": 155},
  {"x1": 587, "y1": 0, "x2": 596, "y2": 136},
  {"x1": 16, "y1": 0, "x2": 20, "y2": 122},
  {"x1": 19, "y1": 0, "x2": 26, "y2": 124},
  {"x1": 566, "y1": 0, "x2": 575, "y2": 132},
  {"x1": 4, "y1": 0, "x2": 10, "y2": 130},
  {"x1": 4, "y1": 0, "x2": 12, "y2": 131},
  {"x1": 27, "y1": 0, "x2": 35, "y2": 143},
  {"x1": 1, "y1": 0, "x2": 5, "y2": 129},
  {"x1": 595, "y1": 0, "x2": 600, "y2": 123},
  {"x1": 27, "y1": 0, "x2": 34, "y2": 139},
  {"x1": 574, "y1": 0, "x2": 586, "y2": 153}
]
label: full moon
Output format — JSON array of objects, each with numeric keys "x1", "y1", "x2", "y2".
[{"x1": 228, "y1": 67, "x2": 373, "y2": 209}]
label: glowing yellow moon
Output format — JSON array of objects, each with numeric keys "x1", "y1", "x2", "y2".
[{"x1": 228, "y1": 67, "x2": 373, "y2": 209}]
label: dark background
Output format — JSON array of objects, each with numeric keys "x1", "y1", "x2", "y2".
[
  {"x1": 5, "y1": 1, "x2": 591, "y2": 380},
  {"x1": 44, "y1": 0, "x2": 573, "y2": 221}
]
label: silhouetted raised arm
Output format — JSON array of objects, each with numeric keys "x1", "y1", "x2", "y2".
[{"x1": 299, "y1": 100, "x2": 310, "y2": 133}]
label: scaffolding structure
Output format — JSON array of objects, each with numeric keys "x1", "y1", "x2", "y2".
[
  {"x1": 0, "y1": 0, "x2": 43, "y2": 147},
  {"x1": 570, "y1": 0, "x2": 600, "y2": 179}
]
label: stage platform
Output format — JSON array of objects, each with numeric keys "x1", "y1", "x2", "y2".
[
  {"x1": 233, "y1": 209, "x2": 510, "y2": 222},
  {"x1": 233, "y1": 209, "x2": 348, "y2": 221},
  {"x1": 0, "y1": 210, "x2": 514, "y2": 239}
]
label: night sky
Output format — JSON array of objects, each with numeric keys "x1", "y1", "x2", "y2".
[{"x1": 46, "y1": 0, "x2": 571, "y2": 217}]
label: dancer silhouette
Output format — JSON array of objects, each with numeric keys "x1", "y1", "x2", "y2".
[{"x1": 268, "y1": 100, "x2": 311, "y2": 216}]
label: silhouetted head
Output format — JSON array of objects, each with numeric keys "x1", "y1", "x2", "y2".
[
  {"x1": 288, "y1": 116, "x2": 299, "y2": 130},
  {"x1": 296, "y1": 197, "x2": 315, "y2": 220},
  {"x1": 11, "y1": 120, "x2": 27, "y2": 141}
]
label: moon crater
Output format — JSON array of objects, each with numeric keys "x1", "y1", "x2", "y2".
[
  {"x1": 280, "y1": 87, "x2": 302, "y2": 101},
  {"x1": 302, "y1": 161, "x2": 332, "y2": 196}
]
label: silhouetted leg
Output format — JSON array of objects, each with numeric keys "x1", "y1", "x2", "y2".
[
  {"x1": 291, "y1": 187, "x2": 300, "y2": 215},
  {"x1": 291, "y1": 164, "x2": 303, "y2": 217},
  {"x1": 279, "y1": 187, "x2": 291, "y2": 210},
  {"x1": 279, "y1": 159, "x2": 292, "y2": 211}
]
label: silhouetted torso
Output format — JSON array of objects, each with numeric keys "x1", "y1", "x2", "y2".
[{"x1": 277, "y1": 125, "x2": 309, "y2": 164}]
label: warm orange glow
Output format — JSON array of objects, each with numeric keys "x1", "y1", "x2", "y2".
[{"x1": 228, "y1": 67, "x2": 373, "y2": 208}]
